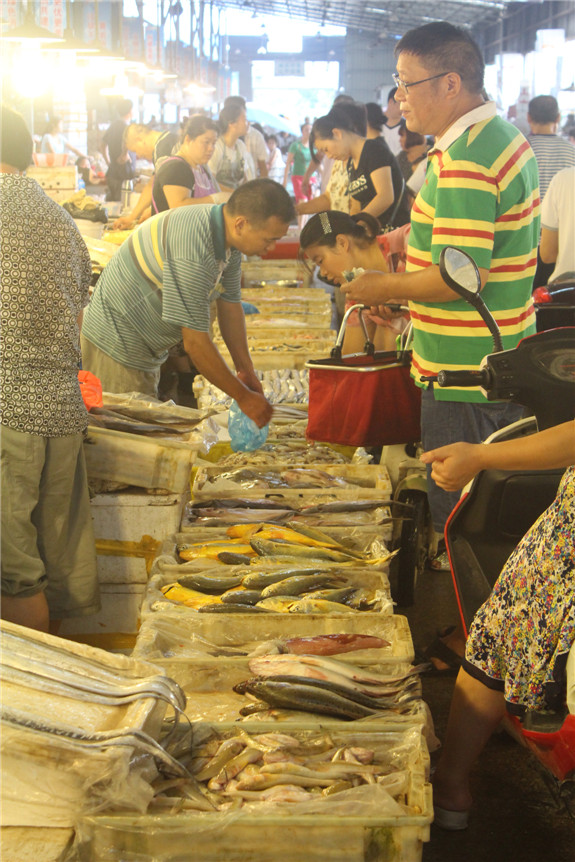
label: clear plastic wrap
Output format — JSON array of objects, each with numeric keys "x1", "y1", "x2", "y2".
[{"x1": 69, "y1": 725, "x2": 432, "y2": 862}]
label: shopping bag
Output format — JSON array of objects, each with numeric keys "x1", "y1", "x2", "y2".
[{"x1": 305, "y1": 305, "x2": 421, "y2": 447}]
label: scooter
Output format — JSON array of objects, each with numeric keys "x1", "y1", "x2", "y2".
[{"x1": 426, "y1": 246, "x2": 575, "y2": 792}]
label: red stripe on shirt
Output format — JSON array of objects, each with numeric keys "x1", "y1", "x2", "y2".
[
  {"x1": 497, "y1": 201, "x2": 536, "y2": 223},
  {"x1": 495, "y1": 139, "x2": 531, "y2": 184},
  {"x1": 410, "y1": 305, "x2": 535, "y2": 328},
  {"x1": 433, "y1": 227, "x2": 494, "y2": 241},
  {"x1": 490, "y1": 256, "x2": 538, "y2": 273},
  {"x1": 406, "y1": 253, "x2": 431, "y2": 268},
  {"x1": 439, "y1": 169, "x2": 497, "y2": 185}
]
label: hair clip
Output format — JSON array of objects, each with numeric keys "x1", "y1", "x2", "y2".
[{"x1": 319, "y1": 212, "x2": 331, "y2": 234}]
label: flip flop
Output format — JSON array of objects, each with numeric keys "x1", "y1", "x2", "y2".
[
  {"x1": 419, "y1": 625, "x2": 463, "y2": 675},
  {"x1": 434, "y1": 805, "x2": 470, "y2": 831}
]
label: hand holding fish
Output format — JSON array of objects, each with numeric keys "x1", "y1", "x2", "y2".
[{"x1": 340, "y1": 270, "x2": 392, "y2": 308}]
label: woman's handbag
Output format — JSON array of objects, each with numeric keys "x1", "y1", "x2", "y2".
[{"x1": 305, "y1": 305, "x2": 421, "y2": 448}]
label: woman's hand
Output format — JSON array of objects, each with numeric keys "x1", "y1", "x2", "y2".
[{"x1": 421, "y1": 442, "x2": 485, "y2": 491}]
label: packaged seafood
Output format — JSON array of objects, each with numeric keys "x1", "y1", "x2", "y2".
[
  {"x1": 191, "y1": 463, "x2": 393, "y2": 501},
  {"x1": 0, "y1": 621, "x2": 185, "y2": 827},
  {"x1": 84, "y1": 426, "x2": 200, "y2": 493},
  {"x1": 72, "y1": 724, "x2": 432, "y2": 862}
]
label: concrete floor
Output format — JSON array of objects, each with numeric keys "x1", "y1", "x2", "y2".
[{"x1": 400, "y1": 564, "x2": 575, "y2": 862}]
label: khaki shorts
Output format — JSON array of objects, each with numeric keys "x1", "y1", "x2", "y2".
[
  {"x1": 1, "y1": 426, "x2": 100, "y2": 619},
  {"x1": 80, "y1": 335, "x2": 160, "y2": 397}
]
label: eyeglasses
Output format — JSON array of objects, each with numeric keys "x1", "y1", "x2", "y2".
[{"x1": 392, "y1": 72, "x2": 449, "y2": 93}]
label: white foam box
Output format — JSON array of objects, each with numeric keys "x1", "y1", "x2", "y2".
[
  {"x1": 59, "y1": 582, "x2": 146, "y2": 636},
  {"x1": 90, "y1": 490, "x2": 189, "y2": 584},
  {"x1": 84, "y1": 426, "x2": 199, "y2": 493},
  {"x1": 191, "y1": 463, "x2": 393, "y2": 502},
  {"x1": 26, "y1": 165, "x2": 78, "y2": 189},
  {"x1": 0, "y1": 827, "x2": 74, "y2": 862},
  {"x1": 73, "y1": 724, "x2": 432, "y2": 862}
]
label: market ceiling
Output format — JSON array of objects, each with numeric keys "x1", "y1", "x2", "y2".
[{"x1": 214, "y1": 0, "x2": 519, "y2": 36}]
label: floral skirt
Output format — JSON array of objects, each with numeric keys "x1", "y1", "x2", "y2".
[{"x1": 463, "y1": 467, "x2": 575, "y2": 715}]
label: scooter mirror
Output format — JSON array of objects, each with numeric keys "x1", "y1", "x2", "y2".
[{"x1": 439, "y1": 247, "x2": 481, "y2": 299}]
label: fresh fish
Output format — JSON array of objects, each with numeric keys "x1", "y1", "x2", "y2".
[
  {"x1": 178, "y1": 542, "x2": 254, "y2": 561},
  {"x1": 250, "y1": 537, "x2": 356, "y2": 563},
  {"x1": 284, "y1": 634, "x2": 390, "y2": 656},
  {"x1": 250, "y1": 675, "x2": 401, "y2": 710},
  {"x1": 197, "y1": 603, "x2": 271, "y2": 613},
  {"x1": 177, "y1": 573, "x2": 245, "y2": 594},
  {"x1": 302, "y1": 588, "x2": 357, "y2": 604},
  {"x1": 194, "y1": 737, "x2": 245, "y2": 781},
  {"x1": 301, "y1": 500, "x2": 394, "y2": 514},
  {"x1": 208, "y1": 748, "x2": 262, "y2": 791},
  {"x1": 241, "y1": 567, "x2": 326, "y2": 590},
  {"x1": 233, "y1": 679, "x2": 376, "y2": 720},
  {"x1": 161, "y1": 583, "x2": 222, "y2": 609},
  {"x1": 224, "y1": 784, "x2": 312, "y2": 802},
  {"x1": 220, "y1": 589, "x2": 262, "y2": 605},
  {"x1": 218, "y1": 552, "x2": 255, "y2": 565},
  {"x1": 259, "y1": 574, "x2": 345, "y2": 599},
  {"x1": 288, "y1": 598, "x2": 358, "y2": 614},
  {"x1": 280, "y1": 468, "x2": 348, "y2": 488},
  {"x1": 254, "y1": 596, "x2": 299, "y2": 612}
]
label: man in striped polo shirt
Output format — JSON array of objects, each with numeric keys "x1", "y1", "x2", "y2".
[
  {"x1": 527, "y1": 95, "x2": 575, "y2": 199},
  {"x1": 81, "y1": 179, "x2": 294, "y2": 429},
  {"x1": 342, "y1": 22, "x2": 539, "y2": 558}
]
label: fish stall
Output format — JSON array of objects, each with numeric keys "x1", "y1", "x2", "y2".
[{"x1": 3, "y1": 262, "x2": 436, "y2": 861}]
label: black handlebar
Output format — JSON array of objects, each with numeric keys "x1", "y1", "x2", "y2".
[{"x1": 421, "y1": 369, "x2": 491, "y2": 388}]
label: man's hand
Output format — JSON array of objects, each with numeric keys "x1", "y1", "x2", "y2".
[
  {"x1": 237, "y1": 389, "x2": 273, "y2": 428},
  {"x1": 237, "y1": 368, "x2": 264, "y2": 395},
  {"x1": 340, "y1": 271, "x2": 389, "y2": 307},
  {"x1": 112, "y1": 215, "x2": 135, "y2": 230}
]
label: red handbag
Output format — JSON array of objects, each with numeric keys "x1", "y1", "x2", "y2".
[{"x1": 305, "y1": 306, "x2": 421, "y2": 448}]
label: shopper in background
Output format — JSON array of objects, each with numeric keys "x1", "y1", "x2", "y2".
[
  {"x1": 209, "y1": 102, "x2": 253, "y2": 192},
  {"x1": 112, "y1": 121, "x2": 179, "y2": 228},
  {"x1": 527, "y1": 95, "x2": 575, "y2": 198},
  {"x1": 365, "y1": 102, "x2": 388, "y2": 140},
  {"x1": 223, "y1": 96, "x2": 269, "y2": 178},
  {"x1": 539, "y1": 165, "x2": 575, "y2": 283},
  {"x1": 422, "y1": 421, "x2": 574, "y2": 830},
  {"x1": 382, "y1": 87, "x2": 403, "y2": 156},
  {"x1": 150, "y1": 114, "x2": 224, "y2": 213},
  {"x1": 81, "y1": 179, "x2": 294, "y2": 427},
  {"x1": 396, "y1": 124, "x2": 429, "y2": 183},
  {"x1": 341, "y1": 22, "x2": 540, "y2": 570},
  {"x1": 40, "y1": 116, "x2": 86, "y2": 160},
  {"x1": 0, "y1": 105, "x2": 99, "y2": 634},
  {"x1": 102, "y1": 98, "x2": 135, "y2": 202},
  {"x1": 300, "y1": 210, "x2": 410, "y2": 353},
  {"x1": 265, "y1": 134, "x2": 286, "y2": 183},
  {"x1": 309, "y1": 102, "x2": 408, "y2": 228},
  {"x1": 283, "y1": 122, "x2": 313, "y2": 200}
]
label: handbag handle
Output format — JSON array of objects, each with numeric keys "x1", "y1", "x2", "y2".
[{"x1": 331, "y1": 304, "x2": 374, "y2": 359}]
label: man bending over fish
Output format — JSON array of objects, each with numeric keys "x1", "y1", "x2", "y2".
[{"x1": 81, "y1": 179, "x2": 295, "y2": 428}]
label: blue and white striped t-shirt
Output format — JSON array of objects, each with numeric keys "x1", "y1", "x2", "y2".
[
  {"x1": 528, "y1": 134, "x2": 575, "y2": 199},
  {"x1": 82, "y1": 204, "x2": 241, "y2": 371}
]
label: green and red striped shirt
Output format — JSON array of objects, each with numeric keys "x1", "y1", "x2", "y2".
[{"x1": 406, "y1": 103, "x2": 540, "y2": 402}]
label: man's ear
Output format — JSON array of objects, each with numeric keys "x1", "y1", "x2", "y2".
[{"x1": 444, "y1": 72, "x2": 462, "y2": 97}]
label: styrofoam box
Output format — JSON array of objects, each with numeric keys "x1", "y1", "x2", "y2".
[
  {"x1": 84, "y1": 426, "x2": 199, "y2": 494},
  {"x1": 192, "y1": 463, "x2": 393, "y2": 501},
  {"x1": 0, "y1": 622, "x2": 169, "y2": 827},
  {"x1": 26, "y1": 165, "x2": 78, "y2": 189},
  {"x1": 139, "y1": 589, "x2": 414, "y2": 659},
  {"x1": 91, "y1": 490, "x2": 188, "y2": 584},
  {"x1": 0, "y1": 827, "x2": 74, "y2": 862},
  {"x1": 59, "y1": 583, "x2": 145, "y2": 636},
  {"x1": 72, "y1": 725, "x2": 432, "y2": 862}
]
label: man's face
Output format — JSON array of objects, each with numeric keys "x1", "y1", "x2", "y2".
[
  {"x1": 235, "y1": 215, "x2": 290, "y2": 257},
  {"x1": 395, "y1": 52, "x2": 447, "y2": 137}
]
